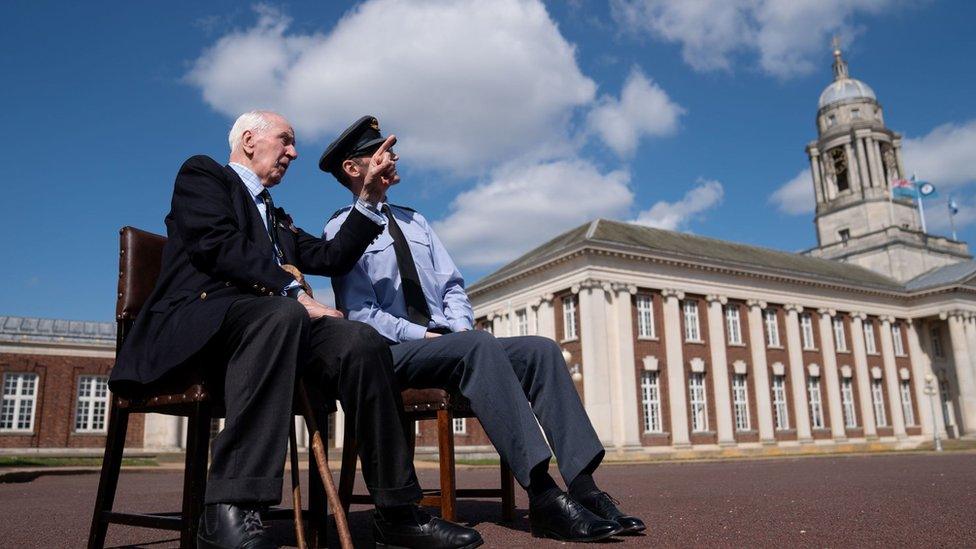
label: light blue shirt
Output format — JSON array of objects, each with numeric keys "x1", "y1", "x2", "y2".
[{"x1": 324, "y1": 203, "x2": 473, "y2": 343}]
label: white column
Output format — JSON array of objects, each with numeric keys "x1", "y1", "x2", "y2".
[
  {"x1": 705, "y1": 295, "x2": 736, "y2": 446},
  {"x1": 578, "y1": 280, "x2": 613, "y2": 444},
  {"x1": 662, "y1": 288, "x2": 691, "y2": 448},
  {"x1": 948, "y1": 311, "x2": 976, "y2": 435},
  {"x1": 906, "y1": 319, "x2": 941, "y2": 437},
  {"x1": 609, "y1": 283, "x2": 641, "y2": 448},
  {"x1": 784, "y1": 304, "x2": 813, "y2": 443},
  {"x1": 817, "y1": 309, "x2": 847, "y2": 440},
  {"x1": 855, "y1": 138, "x2": 871, "y2": 191},
  {"x1": 845, "y1": 142, "x2": 862, "y2": 192},
  {"x1": 850, "y1": 312, "x2": 878, "y2": 438},
  {"x1": 879, "y1": 316, "x2": 908, "y2": 439},
  {"x1": 809, "y1": 151, "x2": 825, "y2": 205},
  {"x1": 963, "y1": 316, "x2": 976, "y2": 383},
  {"x1": 537, "y1": 294, "x2": 556, "y2": 340},
  {"x1": 746, "y1": 300, "x2": 776, "y2": 444},
  {"x1": 864, "y1": 136, "x2": 880, "y2": 188},
  {"x1": 142, "y1": 413, "x2": 183, "y2": 450},
  {"x1": 333, "y1": 405, "x2": 345, "y2": 448}
]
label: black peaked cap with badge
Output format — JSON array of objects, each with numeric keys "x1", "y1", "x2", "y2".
[{"x1": 319, "y1": 115, "x2": 390, "y2": 178}]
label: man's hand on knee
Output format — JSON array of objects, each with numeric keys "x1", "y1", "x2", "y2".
[{"x1": 298, "y1": 291, "x2": 344, "y2": 320}]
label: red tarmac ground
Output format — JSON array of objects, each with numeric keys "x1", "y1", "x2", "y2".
[{"x1": 1, "y1": 451, "x2": 973, "y2": 547}]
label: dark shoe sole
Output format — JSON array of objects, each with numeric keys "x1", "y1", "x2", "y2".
[
  {"x1": 376, "y1": 539, "x2": 484, "y2": 549},
  {"x1": 530, "y1": 524, "x2": 624, "y2": 542},
  {"x1": 196, "y1": 535, "x2": 233, "y2": 549},
  {"x1": 619, "y1": 523, "x2": 647, "y2": 535}
]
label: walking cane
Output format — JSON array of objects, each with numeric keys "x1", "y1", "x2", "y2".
[{"x1": 289, "y1": 421, "x2": 309, "y2": 549}]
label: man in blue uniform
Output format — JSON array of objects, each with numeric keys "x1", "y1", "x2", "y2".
[{"x1": 321, "y1": 116, "x2": 645, "y2": 542}]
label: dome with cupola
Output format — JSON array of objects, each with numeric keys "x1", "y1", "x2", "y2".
[{"x1": 817, "y1": 47, "x2": 876, "y2": 109}]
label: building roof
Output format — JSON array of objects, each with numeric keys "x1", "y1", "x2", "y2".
[
  {"x1": 905, "y1": 261, "x2": 976, "y2": 292},
  {"x1": 818, "y1": 78, "x2": 876, "y2": 109},
  {"x1": 0, "y1": 316, "x2": 115, "y2": 346},
  {"x1": 470, "y1": 219, "x2": 907, "y2": 294}
]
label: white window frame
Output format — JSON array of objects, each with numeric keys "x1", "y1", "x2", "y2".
[
  {"x1": 800, "y1": 313, "x2": 816, "y2": 350},
  {"x1": 453, "y1": 417, "x2": 466, "y2": 434},
  {"x1": 725, "y1": 305, "x2": 743, "y2": 345},
  {"x1": 641, "y1": 371, "x2": 663, "y2": 433},
  {"x1": 1, "y1": 373, "x2": 39, "y2": 432},
  {"x1": 900, "y1": 380, "x2": 916, "y2": 426},
  {"x1": 636, "y1": 295, "x2": 656, "y2": 339},
  {"x1": 75, "y1": 375, "x2": 110, "y2": 433},
  {"x1": 807, "y1": 377, "x2": 825, "y2": 429},
  {"x1": 683, "y1": 300, "x2": 701, "y2": 342},
  {"x1": 863, "y1": 322, "x2": 877, "y2": 354},
  {"x1": 688, "y1": 373, "x2": 708, "y2": 432},
  {"x1": 892, "y1": 324, "x2": 905, "y2": 356},
  {"x1": 833, "y1": 318, "x2": 848, "y2": 352},
  {"x1": 562, "y1": 296, "x2": 577, "y2": 341},
  {"x1": 841, "y1": 378, "x2": 858, "y2": 428},
  {"x1": 771, "y1": 375, "x2": 790, "y2": 430},
  {"x1": 871, "y1": 379, "x2": 888, "y2": 427},
  {"x1": 764, "y1": 310, "x2": 780, "y2": 348},
  {"x1": 515, "y1": 309, "x2": 529, "y2": 336},
  {"x1": 930, "y1": 327, "x2": 945, "y2": 359},
  {"x1": 731, "y1": 374, "x2": 750, "y2": 431}
]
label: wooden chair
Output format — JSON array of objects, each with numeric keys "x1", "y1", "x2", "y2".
[
  {"x1": 338, "y1": 388, "x2": 515, "y2": 523},
  {"x1": 86, "y1": 226, "x2": 344, "y2": 549}
]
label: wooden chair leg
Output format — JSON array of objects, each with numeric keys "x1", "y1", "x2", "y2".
[
  {"x1": 307, "y1": 442, "x2": 325, "y2": 549},
  {"x1": 338, "y1": 419, "x2": 358, "y2": 514},
  {"x1": 289, "y1": 421, "x2": 308, "y2": 549},
  {"x1": 500, "y1": 460, "x2": 515, "y2": 522},
  {"x1": 86, "y1": 401, "x2": 129, "y2": 549},
  {"x1": 181, "y1": 402, "x2": 212, "y2": 548},
  {"x1": 436, "y1": 409, "x2": 457, "y2": 522}
]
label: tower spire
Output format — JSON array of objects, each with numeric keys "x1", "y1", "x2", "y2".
[{"x1": 831, "y1": 35, "x2": 849, "y2": 81}]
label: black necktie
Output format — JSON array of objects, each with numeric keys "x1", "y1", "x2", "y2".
[
  {"x1": 258, "y1": 190, "x2": 284, "y2": 263},
  {"x1": 383, "y1": 204, "x2": 432, "y2": 327}
]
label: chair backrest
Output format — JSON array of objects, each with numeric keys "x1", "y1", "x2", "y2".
[{"x1": 116, "y1": 226, "x2": 167, "y2": 321}]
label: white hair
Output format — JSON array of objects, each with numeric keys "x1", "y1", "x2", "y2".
[{"x1": 228, "y1": 110, "x2": 278, "y2": 151}]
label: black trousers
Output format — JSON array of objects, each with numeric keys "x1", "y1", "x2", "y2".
[
  {"x1": 204, "y1": 297, "x2": 421, "y2": 507},
  {"x1": 390, "y1": 331, "x2": 605, "y2": 488}
]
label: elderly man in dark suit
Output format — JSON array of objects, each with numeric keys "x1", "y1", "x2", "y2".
[{"x1": 110, "y1": 111, "x2": 482, "y2": 549}]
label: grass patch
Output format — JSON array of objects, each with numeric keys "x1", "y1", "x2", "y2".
[{"x1": 0, "y1": 456, "x2": 158, "y2": 468}]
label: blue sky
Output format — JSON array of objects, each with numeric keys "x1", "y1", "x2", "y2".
[{"x1": 3, "y1": 0, "x2": 975, "y2": 321}]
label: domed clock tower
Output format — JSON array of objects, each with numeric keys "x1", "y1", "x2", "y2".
[{"x1": 804, "y1": 45, "x2": 970, "y2": 281}]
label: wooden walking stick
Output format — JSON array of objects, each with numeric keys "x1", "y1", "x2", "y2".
[
  {"x1": 289, "y1": 421, "x2": 308, "y2": 549},
  {"x1": 298, "y1": 382, "x2": 354, "y2": 549}
]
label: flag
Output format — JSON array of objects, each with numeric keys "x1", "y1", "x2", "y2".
[
  {"x1": 891, "y1": 178, "x2": 916, "y2": 198},
  {"x1": 949, "y1": 198, "x2": 959, "y2": 215},
  {"x1": 917, "y1": 181, "x2": 937, "y2": 198}
]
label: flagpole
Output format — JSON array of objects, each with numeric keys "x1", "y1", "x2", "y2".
[
  {"x1": 914, "y1": 173, "x2": 928, "y2": 234},
  {"x1": 949, "y1": 196, "x2": 958, "y2": 240}
]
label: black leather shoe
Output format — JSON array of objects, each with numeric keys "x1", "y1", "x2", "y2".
[
  {"x1": 197, "y1": 503, "x2": 279, "y2": 549},
  {"x1": 529, "y1": 492, "x2": 622, "y2": 542},
  {"x1": 576, "y1": 490, "x2": 646, "y2": 534},
  {"x1": 373, "y1": 505, "x2": 483, "y2": 549}
]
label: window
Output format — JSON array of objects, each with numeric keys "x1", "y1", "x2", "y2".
[
  {"x1": 930, "y1": 327, "x2": 945, "y2": 358},
  {"x1": 892, "y1": 324, "x2": 905, "y2": 356},
  {"x1": 453, "y1": 418, "x2": 466, "y2": 434},
  {"x1": 771, "y1": 375, "x2": 790, "y2": 430},
  {"x1": 839, "y1": 228, "x2": 851, "y2": 242},
  {"x1": 1, "y1": 373, "x2": 38, "y2": 432},
  {"x1": 75, "y1": 375, "x2": 110, "y2": 433},
  {"x1": 871, "y1": 379, "x2": 888, "y2": 427},
  {"x1": 641, "y1": 372, "x2": 663, "y2": 433},
  {"x1": 764, "y1": 310, "x2": 780, "y2": 347},
  {"x1": 833, "y1": 318, "x2": 848, "y2": 352},
  {"x1": 688, "y1": 373, "x2": 708, "y2": 432},
  {"x1": 807, "y1": 377, "x2": 825, "y2": 429},
  {"x1": 516, "y1": 309, "x2": 529, "y2": 336},
  {"x1": 562, "y1": 296, "x2": 577, "y2": 340},
  {"x1": 851, "y1": 108, "x2": 861, "y2": 120},
  {"x1": 863, "y1": 322, "x2": 877, "y2": 354},
  {"x1": 725, "y1": 306, "x2": 742, "y2": 345},
  {"x1": 827, "y1": 114, "x2": 836, "y2": 127},
  {"x1": 900, "y1": 380, "x2": 916, "y2": 426},
  {"x1": 732, "y1": 374, "x2": 750, "y2": 431},
  {"x1": 683, "y1": 300, "x2": 701, "y2": 342},
  {"x1": 636, "y1": 295, "x2": 656, "y2": 339},
  {"x1": 841, "y1": 378, "x2": 858, "y2": 428},
  {"x1": 800, "y1": 313, "x2": 815, "y2": 349}
]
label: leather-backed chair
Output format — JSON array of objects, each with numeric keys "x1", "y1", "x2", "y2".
[{"x1": 338, "y1": 388, "x2": 516, "y2": 522}]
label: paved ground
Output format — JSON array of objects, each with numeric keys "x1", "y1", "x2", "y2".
[{"x1": 1, "y1": 451, "x2": 973, "y2": 547}]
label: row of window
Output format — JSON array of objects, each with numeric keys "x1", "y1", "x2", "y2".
[
  {"x1": 639, "y1": 369, "x2": 917, "y2": 435},
  {"x1": 1, "y1": 373, "x2": 109, "y2": 433}
]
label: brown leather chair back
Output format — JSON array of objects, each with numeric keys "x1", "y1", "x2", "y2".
[{"x1": 116, "y1": 226, "x2": 167, "y2": 321}]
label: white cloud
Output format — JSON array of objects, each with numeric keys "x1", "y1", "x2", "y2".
[
  {"x1": 903, "y1": 119, "x2": 976, "y2": 190},
  {"x1": 769, "y1": 168, "x2": 814, "y2": 215},
  {"x1": 610, "y1": 0, "x2": 903, "y2": 78},
  {"x1": 432, "y1": 159, "x2": 633, "y2": 267},
  {"x1": 187, "y1": 1, "x2": 597, "y2": 172},
  {"x1": 586, "y1": 68, "x2": 685, "y2": 157},
  {"x1": 633, "y1": 178, "x2": 724, "y2": 230}
]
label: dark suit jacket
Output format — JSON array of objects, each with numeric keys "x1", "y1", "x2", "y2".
[{"x1": 110, "y1": 155, "x2": 383, "y2": 395}]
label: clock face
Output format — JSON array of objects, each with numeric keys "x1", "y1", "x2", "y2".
[{"x1": 919, "y1": 182, "x2": 936, "y2": 196}]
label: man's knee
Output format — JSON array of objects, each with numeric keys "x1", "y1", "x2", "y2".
[
  {"x1": 341, "y1": 321, "x2": 390, "y2": 364},
  {"x1": 262, "y1": 297, "x2": 310, "y2": 330}
]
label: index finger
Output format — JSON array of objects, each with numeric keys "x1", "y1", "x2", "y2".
[{"x1": 372, "y1": 134, "x2": 397, "y2": 161}]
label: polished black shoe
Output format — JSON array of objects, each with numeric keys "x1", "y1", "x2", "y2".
[
  {"x1": 529, "y1": 492, "x2": 622, "y2": 542},
  {"x1": 196, "y1": 503, "x2": 279, "y2": 549},
  {"x1": 373, "y1": 505, "x2": 483, "y2": 549},
  {"x1": 576, "y1": 490, "x2": 647, "y2": 534}
]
